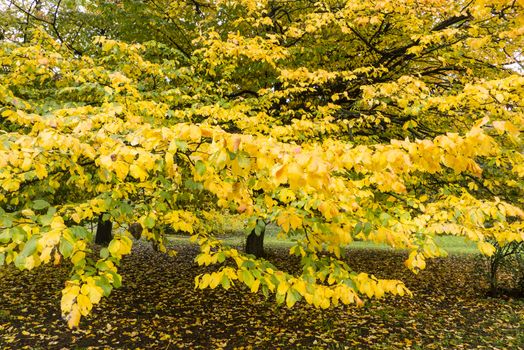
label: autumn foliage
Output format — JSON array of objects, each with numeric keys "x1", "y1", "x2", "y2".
[{"x1": 0, "y1": 0, "x2": 523, "y2": 327}]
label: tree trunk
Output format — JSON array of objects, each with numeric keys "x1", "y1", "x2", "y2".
[
  {"x1": 245, "y1": 228, "x2": 265, "y2": 258},
  {"x1": 95, "y1": 214, "x2": 113, "y2": 245}
]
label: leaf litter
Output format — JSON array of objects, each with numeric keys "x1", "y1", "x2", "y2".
[{"x1": 0, "y1": 242, "x2": 522, "y2": 349}]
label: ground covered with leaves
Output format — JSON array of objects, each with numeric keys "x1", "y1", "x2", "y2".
[{"x1": 1, "y1": 242, "x2": 522, "y2": 349}]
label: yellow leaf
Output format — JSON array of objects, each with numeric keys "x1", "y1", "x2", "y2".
[
  {"x1": 293, "y1": 280, "x2": 307, "y2": 296},
  {"x1": 264, "y1": 195, "x2": 276, "y2": 209},
  {"x1": 289, "y1": 213, "x2": 302, "y2": 230},
  {"x1": 277, "y1": 209, "x2": 303, "y2": 233},
  {"x1": 61, "y1": 285, "x2": 80, "y2": 313},
  {"x1": 340, "y1": 286, "x2": 356, "y2": 304},
  {"x1": 51, "y1": 217, "x2": 66, "y2": 230},
  {"x1": 250, "y1": 279, "x2": 260, "y2": 293},
  {"x1": 43, "y1": 229, "x2": 61, "y2": 246},
  {"x1": 278, "y1": 189, "x2": 296, "y2": 203},
  {"x1": 189, "y1": 125, "x2": 202, "y2": 141},
  {"x1": 318, "y1": 201, "x2": 339, "y2": 220},
  {"x1": 286, "y1": 290, "x2": 298, "y2": 308},
  {"x1": 71, "y1": 212, "x2": 81, "y2": 223},
  {"x1": 120, "y1": 236, "x2": 133, "y2": 255},
  {"x1": 53, "y1": 250, "x2": 61, "y2": 265},
  {"x1": 492, "y1": 120, "x2": 506, "y2": 134},
  {"x1": 113, "y1": 161, "x2": 129, "y2": 180},
  {"x1": 277, "y1": 214, "x2": 290, "y2": 233},
  {"x1": 195, "y1": 253, "x2": 214, "y2": 266},
  {"x1": 71, "y1": 251, "x2": 85, "y2": 266},
  {"x1": 372, "y1": 282, "x2": 384, "y2": 298},
  {"x1": 108, "y1": 240, "x2": 122, "y2": 257},
  {"x1": 67, "y1": 304, "x2": 81, "y2": 329},
  {"x1": 107, "y1": 237, "x2": 132, "y2": 258},
  {"x1": 2, "y1": 179, "x2": 20, "y2": 192},
  {"x1": 277, "y1": 281, "x2": 289, "y2": 295},
  {"x1": 77, "y1": 294, "x2": 92, "y2": 316},
  {"x1": 478, "y1": 241, "x2": 496, "y2": 256},
  {"x1": 129, "y1": 164, "x2": 148, "y2": 181},
  {"x1": 287, "y1": 163, "x2": 305, "y2": 188},
  {"x1": 40, "y1": 246, "x2": 53, "y2": 263},
  {"x1": 81, "y1": 282, "x2": 103, "y2": 304},
  {"x1": 209, "y1": 272, "x2": 221, "y2": 289},
  {"x1": 199, "y1": 273, "x2": 211, "y2": 289},
  {"x1": 20, "y1": 157, "x2": 32, "y2": 171}
]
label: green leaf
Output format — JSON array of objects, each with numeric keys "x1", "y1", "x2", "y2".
[
  {"x1": 59, "y1": 237, "x2": 74, "y2": 258},
  {"x1": 70, "y1": 226, "x2": 91, "y2": 240},
  {"x1": 11, "y1": 227, "x2": 26, "y2": 243},
  {"x1": 379, "y1": 212, "x2": 390, "y2": 226},
  {"x1": 100, "y1": 248, "x2": 109, "y2": 259},
  {"x1": 275, "y1": 291, "x2": 285, "y2": 304},
  {"x1": 363, "y1": 222, "x2": 372, "y2": 234},
  {"x1": 262, "y1": 285, "x2": 269, "y2": 298},
  {"x1": 0, "y1": 213, "x2": 13, "y2": 228},
  {"x1": 184, "y1": 179, "x2": 203, "y2": 190},
  {"x1": 174, "y1": 139, "x2": 187, "y2": 151},
  {"x1": 241, "y1": 260, "x2": 256, "y2": 269},
  {"x1": 343, "y1": 279, "x2": 357, "y2": 290},
  {"x1": 286, "y1": 288, "x2": 301, "y2": 308},
  {"x1": 112, "y1": 272, "x2": 122, "y2": 288},
  {"x1": 119, "y1": 202, "x2": 133, "y2": 216},
  {"x1": 227, "y1": 150, "x2": 237, "y2": 160},
  {"x1": 144, "y1": 217, "x2": 155, "y2": 229},
  {"x1": 32, "y1": 200, "x2": 50, "y2": 210},
  {"x1": 221, "y1": 274, "x2": 231, "y2": 290},
  {"x1": 95, "y1": 260, "x2": 110, "y2": 271},
  {"x1": 0, "y1": 229, "x2": 11, "y2": 244},
  {"x1": 38, "y1": 213, "x2": 54, "y2": 226},
  {"x1": 19, "y1": 235, "x2": 39, "y2": 258},
  {"x1": 237, "y1": 151, "x2": 251, "y2": 168},
  {"x1": 245, "y1": 217, "x2": 257, "y2": 233},
  {"x1": 255, "y1": 219, "x2": 266, "y2": 236},
  {"x1": 96, "y1": 276, "x2": 113, "y2": 296},
  {"x1": 0, "y1": 252, "x2": 5, "y2": 266},
  {"x1": 14, "y1": 255, "x2": 25, "y2": 268},
  {"x1": 195, "y1": 160, "x2": 206, "y2": 176},
  {"x1": 242, "y1": 269, "x2": 255, "y2": 288}
]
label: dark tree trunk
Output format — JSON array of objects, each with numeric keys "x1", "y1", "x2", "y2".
[
  {"x1": 95, "y1": 214, "x2": 113, "y2": 245},
  {"x1": 245, "y1": 228, "x2": 265, "y2": 258}
]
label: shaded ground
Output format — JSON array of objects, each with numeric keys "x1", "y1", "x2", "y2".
[{"x1": 1, "y1": 242, "x2": 523, "y2": 349}]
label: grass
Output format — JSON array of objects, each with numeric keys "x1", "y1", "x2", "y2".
[{"x1": 168, "y1": 224, "x2": 480, "y2": 255}]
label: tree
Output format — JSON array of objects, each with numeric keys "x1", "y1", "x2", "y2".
[
  {"x1": 245, "y1": 218, "x2": 267, "y2": 257},
  {"x1": 0, "y1": 0, "x2": 523, "y2": 328},
  {"x1": 95, "y1": 214, "x2": 113, "y2": 245}
]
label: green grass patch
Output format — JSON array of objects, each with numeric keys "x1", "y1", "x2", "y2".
[
  {"x1": 434, "y1": 235, "x2": 478, "y2": 255},
  {"x1": 168, "y1": 227, "x2": 479, "y2": 255}
]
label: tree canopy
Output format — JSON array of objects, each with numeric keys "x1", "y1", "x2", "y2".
[{"x1": 0, "y1": 0, "x2": 523, "y2": 328}]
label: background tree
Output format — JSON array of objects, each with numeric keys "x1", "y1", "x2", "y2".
[{"x1": 0, "y1": 0, "x2": 523, "y2": 328}]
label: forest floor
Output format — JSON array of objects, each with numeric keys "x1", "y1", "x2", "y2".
[{"x1": 0, "y1": 241, "x2": 523, "y2": 349}]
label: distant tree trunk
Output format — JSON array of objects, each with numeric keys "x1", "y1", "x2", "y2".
[
  {"x1": 129, "y1": 222, "x2": 143, "y2": 240},
  {"x1": 488, "y1": 258, "x2": 499, "y2": 296},
  {"x1": 95, "y1": 214, "x2": 112, "y2": 245},
  {"x1": 245, "y1": 228, "x2": 265, "y2": 258}
]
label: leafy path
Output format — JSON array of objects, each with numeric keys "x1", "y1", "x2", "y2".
[{"x1": 1, "y1": 243, "x2": 522, "y2": 349}]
